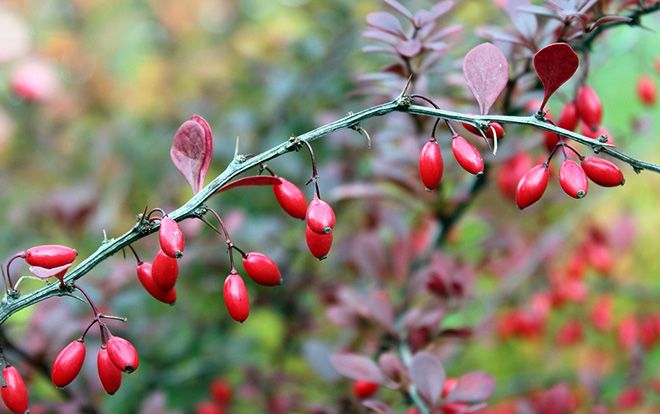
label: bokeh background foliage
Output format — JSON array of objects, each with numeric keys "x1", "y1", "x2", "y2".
[{"x1": 0, "y1": 0, "x2": 659, "y2": 413}]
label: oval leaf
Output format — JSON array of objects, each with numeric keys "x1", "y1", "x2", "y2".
[
  {"x1": 410, "y1": 352, "x2": 445, "y2": 406},
  {"x1": 215, "y1": 176, "x2": 281, "y2": 194},
  {"x1": 170, "y1": 115, "x2": 214, "y2": 194},
  {"x1": 533, "y1": 43, "x2": 579, "y2": 110},
  {"x1": 29, "y1": 263, "x2": 72, "y2": 279},
  {"x1": 463, "y1": 43, "x2": 509, "y2": 115},
  {"x1": 446, "y1": 371, "x2": 496, "y2": 403},
  {"x1": 330, "y1": 353, "x2": 385, "y2": 384}
]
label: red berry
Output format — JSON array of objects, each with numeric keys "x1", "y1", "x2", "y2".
[
  {"x1": 442, "y1": 403, "x2": 470, "y2": 414},
  {"x1": 558, "y1": 101, "x2": 578, "y2": 131},
  {"x1": 462, "y1": 122, "x2": 505, "y2": 140},
  {"x1": 580, "y1": 156, "x2": 624, "y2": 187},
  {"x1": 51, "y1": 339, "x2": 86, "y2": 388},
  {"x1": 136, "y1": 262, "x2": 176, "y2": 305},
  {"x1": 306, "y1": 196, "x2": 335, "y2": 234},
  {"x1": 273, "y1": 178, "x2": 307, "y2": 219},
  {"x1": 418, "y1": 140, "x2": 443, "y2": 190},
  {"x1": 24, "y1": 244, "x2": 77, "y2": 269},
  {"x1": 558, "y1": 159, "x2": 588, "y2": 199},
  {"x1": 442, "y1": 377, "x2": 458, "y2": 398},
  {"x1": 544, "y1": 132, "x2": 560, "y2": 153},
  {"x1": 515, "y1": 164, "x2": 550, "y2": 209},
  {"x1": 305, "y1": 225, "x2": 333, "y2": 260},
  {"x1": 451, "y1": 135, "x2": 484, "y2": 175},
  {"x1": 617, "y1": 387, "x2": 644, "y2": 410},
  {"x1": 210, "y1": 378, "x2": 232, "y2": 405},
  {"x1": 637, "y1": 75, "x2": 656, "y2": 106},
  {"x1": 1, "y1": 366, "x2": 29, "y2": 414},
  {"x1": 152, "y1": 249, "x2": 179, "y2": 291},
  {"x1": 497, "y1": 152, "x2": 533, "y2": 199},
  {"x1": 106, "y1": 336, "x2": 139, "y2": 373},
  {"x1": 159, "y1": 217, "x2": 185, "y2": 258},
  {"x1": 195, "y1": 401, "x2": 226, "y2": 414},
  {"x1": 242, "y1": 252, "x2": 282, "y2": 286},
  {"x1": 97, "y1": 347, "x2": 122, "y2": 395},
  {"x1": 224, "y1": 273, "x2": 250, "y2": 322},
  {"x1": 352, "y1": 380, "x2": 379, "y2": 399},
  {"x1": 576, "y1": 85, "x2": 602, "y2": 129}
]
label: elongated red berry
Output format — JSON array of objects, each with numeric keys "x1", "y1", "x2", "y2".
[
  {"x1": 106, "y1": 336, "x2": 139, "y2": 373},
  {"x1": 515, "y1": 164, "x2": 550, "y2": 209},
  {"x1": 210, "y1": 378, "x2": 232, "y2": 404},
  {"x1": 462, "y1": 122, "x2": 505, "y2": 140},
  {"x1": 51, "y1": 339, "x2": 86, "y2": 388},
  {"x1": 497, "y1": 152, "x2": 533, "y2": 199},
  {"x1": 136, "y1": 262, "x2": 176, "y2": 304},
  {"x1": 306, "y1": 196, "x2": 335, "y2": 234},
  {"x1": 576, "y1": 85, "x2": 602, "y2": 129},
  {"x1": 97, "y1": 347, "x2": 122, "y2": 395},
  {"x1": 451, "y1": 135, "x2": 484, "y2": 175},
  {"x1": 159, "y1": 217, "x2": 184, "y2": 258},
  {"x1": 24, "y1": 244, "x2": 77, "y2": 269},
  {"x1": 558, "y1": 101, "x2": 578, "y2": 131},
  {"x1": 637, "y1": 75, "x2": 656, "y2": 106},
  {"x1": 419, "y1": 140, "x2": 443, "y2": 190},
  {"x1": 559, "y1": 159, "x2": 588, "y2": 199},
  {"x1": 242, "y1": 252, "x2": 282, "y2": 286},
  {"x1": 224, "y1": 273, "x2": 250, "y2": 322},
  {"x1": 273, "y1": 178, "x2": 307, "y2": 219},
  {"x1": 1, "y1": 366, "x2": 29, "y2": 414},
  {"x1": 305, "y1": 225, "x2": 333, "y2": 260},
  {"x1": 152, "y1": 249, "x2": 179, "y2": 291},
  {"x1": 581, "y1": 156, "x2": 625, "y2": 187},
  {"x1": 352, "y1": 380, "x2": 379, "y2": 399}
]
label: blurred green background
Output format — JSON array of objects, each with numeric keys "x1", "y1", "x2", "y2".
[{"x1": 0, "y1": 0, "x2": 659, "y2": 413}]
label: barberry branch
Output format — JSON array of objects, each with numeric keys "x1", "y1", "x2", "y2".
[{"x1": 1, "y1": 95, "x2": 659, "y2": 325}]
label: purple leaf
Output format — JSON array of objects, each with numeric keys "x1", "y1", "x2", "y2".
[
  {"x1": 29, "y1": 263, "x2": 72, "y2": 279},
  {"x1": 330, "y1": 353, "x2": 385, "y2": 384},
  {"x1": 396, "y1": 39, "x2": 422, "y2": 58},
  {"x1": 589, "y1": 15, "x2": 632, "y2": 31},
  {"x1": 410, "y1": 352, "x2": 445, "y2": 406},
  {"x1": 363, "y1": 29, "x2": 401, "y2": 46},
  {"x1": 362, "y1": 400, "x2": 395, "y2": 414},
  {"x1": 426, "y1": 24, "x2": 463, "y2": 43},
  {"x1": 463, "y1": 43, "x2": 509, "y2": 115},
  {"x1": 384, "y1": 0, "x2": 414, "y2": 21},
  {"x1": 414, "y1": 1, "x2": 453, "y2": 27},
  {"x1": 533, "y1": 43, "x2": 579, "y2": 110},
  {"x1": 366, "y1": 12, "x2": 404, "y2": 36},
  {"x1": 170, "y1": 115, "x2": 214, "y2": 194},
  {"x1": 517, "y1": 4, "x2": 560, "y2": 18},
  {"x1": 446, "y1": 371, "x2": 496, "y2": 403},
  {"x1": 378, "y1": 352, "x2": 407, "y2": 383},
  {"x1": 215, "y1": 176, "x2": 281, "y2": 194}
]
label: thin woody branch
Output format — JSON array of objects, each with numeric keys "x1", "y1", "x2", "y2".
[{"x1": 1, "y1": 96, "x2": 659, "y2": 324}]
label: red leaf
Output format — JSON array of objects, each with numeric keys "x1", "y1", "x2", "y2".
[
  {"x1": 463, "y1": 43, "x2": 509, "y2": 115},
  {"x1": 533, "y1": 43, "x2": 579, "y2": 110},
  {"x1": 410, "y1": 352, "x2": 445, "y2": 406},
  {"x1": 215, "y1": 176, "x2": 282, "y2": 194},
  {"x1": 170, "y1": 115, "x2": 214, "y2": 194},
  {"x1": 446, "y1": 371, "x2": 495, "y2": 403},
  {"x1": 330, "y1": 353, "x2": 385, "y2": 384}
]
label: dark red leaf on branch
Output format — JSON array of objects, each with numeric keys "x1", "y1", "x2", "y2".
[
  {"x1": 588, "y1": 15, "x2": 633, "y2": 31},
  {"x1": 446, "y1": 371, "x2": 496, "y2": 403},
  {"x1": 410, "y1": 352, "x2": 445, "y2": 406},
  {"x1": 533, "y1": 43, "x2": 579, "y2": 110},
  {"x1": 463, "y1": 43, "x2": 509, "y2": 115},
  {"x1": 215, "y1": 176, "x2": 282, "y2": 194},
  {"x1": 170, "y1": 115, "x2": 214, "y2": 194},
  {"x1": 330, "y1": 353, "x2": 385, "y2": 384}
]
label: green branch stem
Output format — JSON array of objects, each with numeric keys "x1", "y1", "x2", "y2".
[{"x1": 1, "y1": 96, "x2": 660, "y2": 324}]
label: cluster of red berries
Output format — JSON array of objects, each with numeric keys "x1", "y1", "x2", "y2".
[
  {"x1": 272, "y1": 176, "x2": 335, "y2": 260},
  {"x1": 194, "y1": 378, "x2": 232, "y2": 414},
  {"x1": 418, "y1": 131, "x2": 487, "y2": 191},
  {"x1": 51, "y1": 334, "x2": 139, "y2": 394}
]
